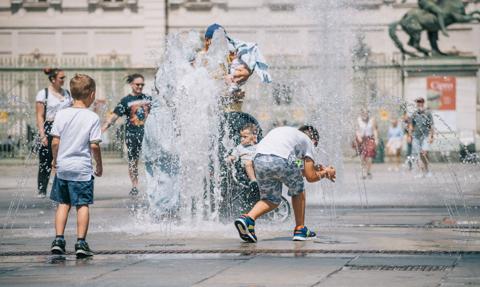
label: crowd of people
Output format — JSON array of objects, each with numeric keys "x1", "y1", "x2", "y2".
[
  {"x1": 34, "y1": 23, "x2": 437, "y2": 258},
  {"x1": 36, "y1": 24, "x2": 335, "y2": 258},
  {"x1": 354, "y1": 97, "x2": 435, "y2": 179}
]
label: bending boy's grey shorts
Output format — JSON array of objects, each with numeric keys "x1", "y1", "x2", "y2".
[
  {"x1": 253, "y1": 154, "x2": 304, "y2": 205},
  {"x1": 50, "y1": 176, "x2": 94, "y2": 206}
]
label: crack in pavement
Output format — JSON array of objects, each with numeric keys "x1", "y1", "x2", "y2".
[
  {"x1": 191, "y1": 256, "x2": 253, "y2": 286},
  {"x1": 87, "y1": 258, "x2": 146, "y2": 282},
  {"x1": 309, "y1": 256, "x2": 358, "y2": 287}
]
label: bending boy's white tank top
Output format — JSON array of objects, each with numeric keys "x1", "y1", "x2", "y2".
[
  {"x1": 51, "y1": 107, "x2": 102, "y2": 181},
  {"x1": 255, "y1": 126, "x2": 315, "y2": 160}
]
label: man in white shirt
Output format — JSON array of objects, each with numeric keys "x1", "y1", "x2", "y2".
[{"x1": 234, "y1": 125, "x2": 335, "y2": 242}]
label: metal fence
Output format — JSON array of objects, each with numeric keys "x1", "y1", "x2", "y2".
[
  {"x1": 0, "y1": 54, "x2": 409, "y2": 159},
  {"x1": 0, "y1": 55, "x2": 157, "y2": 159}
]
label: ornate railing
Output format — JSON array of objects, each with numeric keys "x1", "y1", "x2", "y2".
[{"x1": 0, "y1": 54, "x2": 155, "y2": 159}]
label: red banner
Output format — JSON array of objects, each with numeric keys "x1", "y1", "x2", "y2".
[{"x1": 426, "y1": 76, "x2": 456, "y2": 110}]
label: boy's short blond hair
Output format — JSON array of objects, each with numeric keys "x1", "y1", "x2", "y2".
[
  {"x1": 241, "y1": 123, "x2": 257, "y2": 135},
  {"x1": 70, "y1": 74, "x2": 96, "y2": 100}
]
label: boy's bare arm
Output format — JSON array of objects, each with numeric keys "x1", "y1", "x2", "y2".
[
  {"x1": 51, "y1": 136, "x2": 60, "y2": 169},
  {"x1": 303, "y1": 158, "x2": 321, "y2": 182},
  {"x1": 90, "y1": 143, "x2": 103, "y2": 177},
  {"x1": 316, "y1": 164, "x2": 336, "y2": 182}
]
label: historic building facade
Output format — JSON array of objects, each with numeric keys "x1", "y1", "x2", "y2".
[{"x1": 0, "y1": 0, "x2": 479, "y2": 152}]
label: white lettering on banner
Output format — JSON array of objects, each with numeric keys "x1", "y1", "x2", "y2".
[{"x1": 429, "y1": 82, "x2": 454, "y2": 91}]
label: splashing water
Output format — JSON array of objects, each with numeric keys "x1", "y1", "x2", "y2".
[
  {"x1": 142, "y1": 30, "x2": 230, "y2": 223},
  {"x1": 140, "y1": 0, "x2": 359, "y2": 229}
]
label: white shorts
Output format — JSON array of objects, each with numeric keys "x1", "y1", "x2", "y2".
[{"x1": 412, "y1": 137, "x2": 429, "y2": 156}]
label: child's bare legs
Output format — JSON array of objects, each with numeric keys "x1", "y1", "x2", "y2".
[
  {"x1": 128, "y1": 159, "x2": 139, "y2": 188},
  {"x1": 247, "y1": 200, "x2": 278, "y2": 220},
  {"x1": 55, "y1": 204, "x2": 71, "y2": 236},
  {"x1": 292, "y1": 192, "x2": 305, "y2": 227},
  {"x1": 244, "y1": 160, "x2": 256, "y2": 181},
  {"x1": 76, "y1": 205, "x2": 89, "y2": 239}
]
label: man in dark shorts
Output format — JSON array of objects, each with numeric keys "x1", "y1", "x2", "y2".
[{"x1": 102, "y1": 74, "x2": 152, "y2": 196}]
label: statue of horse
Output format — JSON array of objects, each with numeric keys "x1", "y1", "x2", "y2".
[{"x1": 389, "y1": 0, "x2": 480, "y2": 57}]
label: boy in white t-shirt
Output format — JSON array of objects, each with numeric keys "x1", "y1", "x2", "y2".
[
  {"x1": 234, "y1": 125, "x2": 336, "y2": 242},
  {"x1": 49, "y1": 74, "x2": 103, "y2": 258}
]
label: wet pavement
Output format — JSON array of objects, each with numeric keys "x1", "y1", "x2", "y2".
[{"x1": 0, "y1": 161, "x2": 479, "y2": 286}]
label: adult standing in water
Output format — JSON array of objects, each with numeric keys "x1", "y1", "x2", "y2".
[
  {"x1": 197, "y1": 24, "x2": 271, "y2": 217},
  {"x1": 35, "y1": 67, "x2": 72, "y2": 198},
  {"x1": 102, "y1": 74, "x2": 152, "y2": 196}
]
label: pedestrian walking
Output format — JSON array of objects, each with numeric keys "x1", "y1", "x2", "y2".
[
  {"x1": 35, "y1": 67, "x2": 72, "y2": 197},
  {"x1": 102, "y1": 74, "x2": 152, "y2": 196},
  {"x1": 386, "y1": 118, "x2": 404, "y2": 171},
  {"x1": 355, "y1": 109, "x2": 378, "y2": 179},
  {"x1": 401, "y1": 111, "x2": 413, "y2": 170},
  {"x1": 409, "y1": 97, "x2": 434, "y2": 177}
]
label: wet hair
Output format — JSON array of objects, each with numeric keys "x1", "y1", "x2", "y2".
[
  {"x1": 70, "y1": 74, "x2": 96, "y2": 100},
  {"x1": 43, "y1": 67, "x2": 63, "y2": 82},
  {"x1": 126, "y1": 73, "x2": 144, "y2": 84},
  {"x1": 298, "y1": 125, "x2": 319, "y2": 142},
  {"x1": 241, "y1": 123, "x2": 258, "y2": 135}
]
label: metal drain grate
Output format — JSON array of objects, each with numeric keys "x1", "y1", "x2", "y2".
[
  {"x1": 0, "y1": 249, "x2": 479, "y2": 257},
  {"x1": 346, "y1": 265, "x2": 451, "y2": 271}
]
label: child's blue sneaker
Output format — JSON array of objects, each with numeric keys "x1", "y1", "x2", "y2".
[
  {"x1": 234, "y1": 215, "x2": 257, "y2": 243},
  {"x1": 292, "y1": 225, "x2": 317, "y2": 241}
]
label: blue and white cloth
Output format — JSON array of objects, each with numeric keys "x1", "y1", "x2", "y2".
[{"x1": 227, "y1": 36, "x2": 272, "y2": 84}]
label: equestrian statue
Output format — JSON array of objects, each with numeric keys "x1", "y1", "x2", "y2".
[{"x1": 389, "y1": 0, "x2": 480, "y2": 57}]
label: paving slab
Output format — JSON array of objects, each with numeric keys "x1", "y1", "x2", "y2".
[{"x1": 1, "y1": 162, "x2": 479, "y2": 286}]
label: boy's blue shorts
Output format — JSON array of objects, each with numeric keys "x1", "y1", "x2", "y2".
[{"x1": 50, "y1": 176, "x2": 94, "y2": 206}]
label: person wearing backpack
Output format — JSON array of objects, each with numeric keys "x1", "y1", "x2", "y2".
[{"x1": 35, "y1": 67, "x2": 72, "y2": 198}]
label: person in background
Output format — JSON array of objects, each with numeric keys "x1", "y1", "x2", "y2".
[
  {"x1": 409, "y1": 97, "x2": 434, "y2": 177},
  {"x1": 102, "y1": 74, "x2": 152, "y2": 196},
  {"x1": 386, "y1": 118, "x2": 404, "y2": 171},
  {"x1": 401, "y1": 111, "x2": 413, "y2": 171},
  {"x1": 355, "y1": 109, "x2": 378, "y2": 179},
  {"x1": 5, "y1": 135, "x2": 15, "y2": 158},
  {"x1": 35, "y1": 67, "x2": 72, "y2": 198}
]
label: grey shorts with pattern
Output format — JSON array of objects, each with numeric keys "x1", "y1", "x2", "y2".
[{"x1": 253, "y1": 154, "x2": 304, "y2": 205}]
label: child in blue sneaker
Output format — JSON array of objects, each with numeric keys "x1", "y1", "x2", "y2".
[
  {"x1": 234, "y1": 125, "x2": 335, "y2": 242},
  {"x1": 49, "y1": 74, "x2": 102, "y2": 258}
]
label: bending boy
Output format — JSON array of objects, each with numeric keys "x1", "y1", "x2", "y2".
[
  {"x1": 50, "y1": 74, "x2": 102, "y2": 258},
  {"x1": 234, "y1": 125, "x2": 335, "y2": 242}
]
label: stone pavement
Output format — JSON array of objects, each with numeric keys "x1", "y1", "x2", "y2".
[{"x1": 0, "y1": 161, "x2": 479, "y2": 286}]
